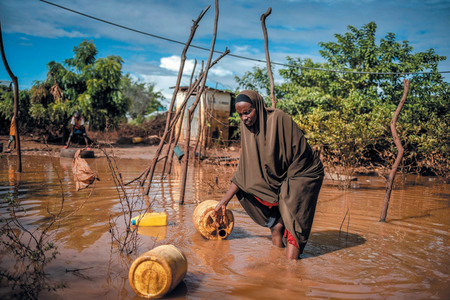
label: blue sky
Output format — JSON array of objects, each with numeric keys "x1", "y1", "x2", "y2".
[{"x1": 1, "y1": 0, "x2": 449, "y2": 106}]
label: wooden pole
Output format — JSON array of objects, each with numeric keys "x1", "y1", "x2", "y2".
[
  {"x1": 193, "y1": 62, "x2": 205, "y2": 165},
  {"x1": 260, "y1": 7, "x2": 276, "y2": 108},
  {"x1": 0, "y1": 21, "x2": 22, "y2": 172},
  {"x1": 161, "y1": 59, "x2": 197, "y2": 177},
  {"x1": 168, "y1": 66, "x2": 203, "y2": 175},
  {"x1": 140, "y1": 6, "x2": 210, "y2": 192},
  {"x1": 179, "y1": 0, "x2": 221, "y2": 205},
  {"x1": 143, "y1": 52, "x2": 229, "y2": 194},
  {"x1": 379, "y1": 79, "x2": 410, "y2": 222}
]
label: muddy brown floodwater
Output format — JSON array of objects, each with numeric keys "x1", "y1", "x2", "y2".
[{"x1": 1, "y1": 155, "x2": 449, "y2": 299}]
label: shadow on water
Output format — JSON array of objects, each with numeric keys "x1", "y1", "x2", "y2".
[
  {"x1": 227, "y1": 226, "x2": 265, "y2": 240},
  {"x1": 389, "y1": 203, "x2": 450, "y2": 222},
  {"x1": 302, "y1": 230, "x2": 366, "y2": 259}
]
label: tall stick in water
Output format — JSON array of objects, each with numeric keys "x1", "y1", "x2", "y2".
[
  {"x1": 142, "y1": 49, "x2": 228, "y2": 194},
  {"x1": 161, "y1": 59, "x2": 197, "y2": 177},
  {"x1": 179, "y1": 0, "x2": 221, "y2": 205},
  {"x1": 140, "y1": 6, "x2": 210, "y2": 191},
  {"x1": 260, "y1": 7, "x2": 276, "y2": 108},
  {"x1": 379, "y1": 79, "x2": 409, "y2": 222},
  {"x1": 0, "y1": 21, "x2": 22, "y2": 172}
]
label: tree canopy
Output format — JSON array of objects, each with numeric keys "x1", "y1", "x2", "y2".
[
  {"x1": 0, "y1": 40, "x2": 166, "y2": 134},
  {"x1": 44, "y1": 40, "x2": 130, "y2": 129},
  {"x1": 120, "y1": 74, "x2": 165, "y2": 124},
  {"x1": 234, "y1": 22, "x2": 449, "y2": 177}
]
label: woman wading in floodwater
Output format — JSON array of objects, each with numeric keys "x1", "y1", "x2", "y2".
[{"x1": 213, "y1": 90, "x2": 324, "y2": 259}]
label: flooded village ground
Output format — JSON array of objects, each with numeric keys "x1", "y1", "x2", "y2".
[{"x1": 0, "y1": 151, "x2": 449, "y2": 299}]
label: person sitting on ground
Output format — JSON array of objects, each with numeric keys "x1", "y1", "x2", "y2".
[
  {"x1": 65, "y1": 112, "x2": 90, "y2": 149},
  {"x1": 6, "y1": 111, "x2": 20, "y2": 151}
]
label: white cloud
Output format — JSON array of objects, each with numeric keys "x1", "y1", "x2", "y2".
[
  {"x1": 209, "y1": 66, "x2": 233, "y2": 77},
  {"x1": 233, "y1": 45, "x2": 262, "y2": 56},
  {"x1": 140, "y1": 74, "x2": 181, "y2": 104},
  {"x1": 160, "y1": 55, "x2": 195, "y2": 73},
  {"x1": 160, "y1": 55, "x2": 232, "y2": 77}
]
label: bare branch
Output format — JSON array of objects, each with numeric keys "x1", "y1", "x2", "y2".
[
  {"x1": 380, "y1": 79, "x2": 410, "y2": 222},
  {"x1": 260, "y1": 7, "x2": 276, "y2": 108}
]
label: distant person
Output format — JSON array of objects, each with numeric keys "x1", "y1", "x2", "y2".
[
  {"x1": 65, "y1": 112, "x2": 89, "y2": 149},
  {"x1": 6, "y1": 111, "x2": 20, "y2": 151},
  {"x1": 212, "y1": 90, "x2": 324, "y2": 260}
]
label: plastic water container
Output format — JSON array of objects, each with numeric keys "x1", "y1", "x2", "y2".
[
  {"x1": 129, "y1": 244, "x2": 187, "y2": 298},
  {"x1": 192, "y1": 200, "x2": 234, "y2": 240},
  {"x1": 131, "y1": 212, "x2": 167, "y2": 227},
  {"x1": 132, "y1": 137, "x2": 143, "y2": 144}
]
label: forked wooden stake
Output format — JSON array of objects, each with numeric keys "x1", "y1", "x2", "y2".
[
  {"x1": 380, "y1": 79, "x2": 410, "y2": 222},
  {"x1": 140, "y1": 6, "x2": 210, "y2": 193},
  {"x1": 260, "y1": 7, "x2": 276, "y2": 108},
  {"x1": 179, "y1": 0, "x2": 222, "y2": 205},
  {"x1": 0, "y1": 21, "x2": 22, "y2": 172}
]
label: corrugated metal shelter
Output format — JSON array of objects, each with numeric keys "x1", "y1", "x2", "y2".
[{"x1": 175, "y1": 86, "x2": 234, "y2": 146}]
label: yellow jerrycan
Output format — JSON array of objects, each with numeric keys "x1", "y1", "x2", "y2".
[
  {"x1": 128, "y1": 244, "x2": 187, "y2": 298},
  {"x1": 131, "y1": 212, "x2": 167, "y2": 227},
  {"x1": 192, "y1": 200, "x2": 234, "y2": 240}
]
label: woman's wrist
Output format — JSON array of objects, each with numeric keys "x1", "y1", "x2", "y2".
[{"x1": 218, "y1": 196, "x2": 230, "y2": 206}]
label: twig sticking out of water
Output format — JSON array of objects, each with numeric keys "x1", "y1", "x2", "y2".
[
  {"x1": 100, "y1": 145, "x2": 152, "y2": 254},
  {"x1": 339, "y1": 208, "x2": 350, "y2": 239},
  {"x1": 380, "y1": 79, "x2": 410, "y2": 222},
  {"x1": 346, "y1": 212, "x2": 350, "y2": 240},
  {"x1": 0, "y1": 142, "x2": 93, "y2": 299}
]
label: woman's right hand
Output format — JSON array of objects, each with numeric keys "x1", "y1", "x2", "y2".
[
  {"x1": 212, "y1": 182, "x2": 240, "y2": 226},
  {"x1": 213, "y1": 201, "x2": 228, "y2": 225}
]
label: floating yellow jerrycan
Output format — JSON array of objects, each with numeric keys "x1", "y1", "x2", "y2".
[
  {"x1": 193, "y1": 200, "x2": 234, "y2": 240},
  {"x1": 131, "y1": 212, "x2": 167, "y2": 227},
  {"x1": 129, "y1": 245, "x2": 187, "y2": 298}
]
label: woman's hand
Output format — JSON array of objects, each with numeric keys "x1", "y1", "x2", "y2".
[
  {"x1": 212, "y1": 182, "x2": 240, "y2": 226},
  {"x1": 213, "y1": 201, "x2": 228, "y2": 225}
]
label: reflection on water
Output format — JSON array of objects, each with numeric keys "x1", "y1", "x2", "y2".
[{"x1": 0, "y1": 155, "x2": 449, "y2": 299}]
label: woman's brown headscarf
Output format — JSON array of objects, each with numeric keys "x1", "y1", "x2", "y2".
[{"x1": 231, "y1": 90, "x2": 324, "y2": 253}]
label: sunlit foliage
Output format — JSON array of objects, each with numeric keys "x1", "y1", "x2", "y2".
[{"x1": 235, "y1": 22, "x2": 450, "y2": 173}]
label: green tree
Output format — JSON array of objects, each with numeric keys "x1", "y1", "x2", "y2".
[
  {"x1": 44, "y1": 40, "x2": 130, "y2": 129},
  {"x1": 234, "y1": 22, "x2": 450, "y2": 174},
  {"x1": 120, "y1": 74, "x2": 165, "y2": 123},
  {"x1": 0, "y1": 84, "x2": 32, "y2": 132}
]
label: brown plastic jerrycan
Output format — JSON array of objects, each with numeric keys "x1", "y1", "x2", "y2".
[
  {"x1": 128, "y1": 244, "x2": 187, "y2": 298},
  {"x1": 192, "y1": 200, "x2": 234, "y2": 240}
]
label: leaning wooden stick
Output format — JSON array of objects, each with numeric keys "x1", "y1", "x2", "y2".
[
  {"x1": 179, "y1": 0, "x2": 221, "y2": 205},
  {"x1": 159, "y1": 9, "x2": 207, "y2": 177},
  {"x1": 143, "y1": 76, "x2": 201, "y2": 194},
  {"x1": 379, "y1": 79, "x2": 410, "y2": 222},
  {"x1": 161, "y1": 59, "x2": 198, "y2": 177},
  {"x1": 143, "y1": 49, "x2": 229, "y2": 195},
  {"x1": 0, "y1": 21, "x2": 22, "y2": 172},
  {"x1": 139, "y1": 6, "x2": 210, "y2": 192},
  {"x1": 260, "y1": 7, "x2": 276, "y2": 108}
]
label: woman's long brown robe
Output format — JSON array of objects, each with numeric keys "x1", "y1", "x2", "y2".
[{"x1": 231, "y1": 90, "x2": 324, "y2": 253}]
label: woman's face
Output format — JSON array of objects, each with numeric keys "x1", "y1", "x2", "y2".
[{"x1": 236, "y1": 102, "x2": 257, "y2": 127}]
